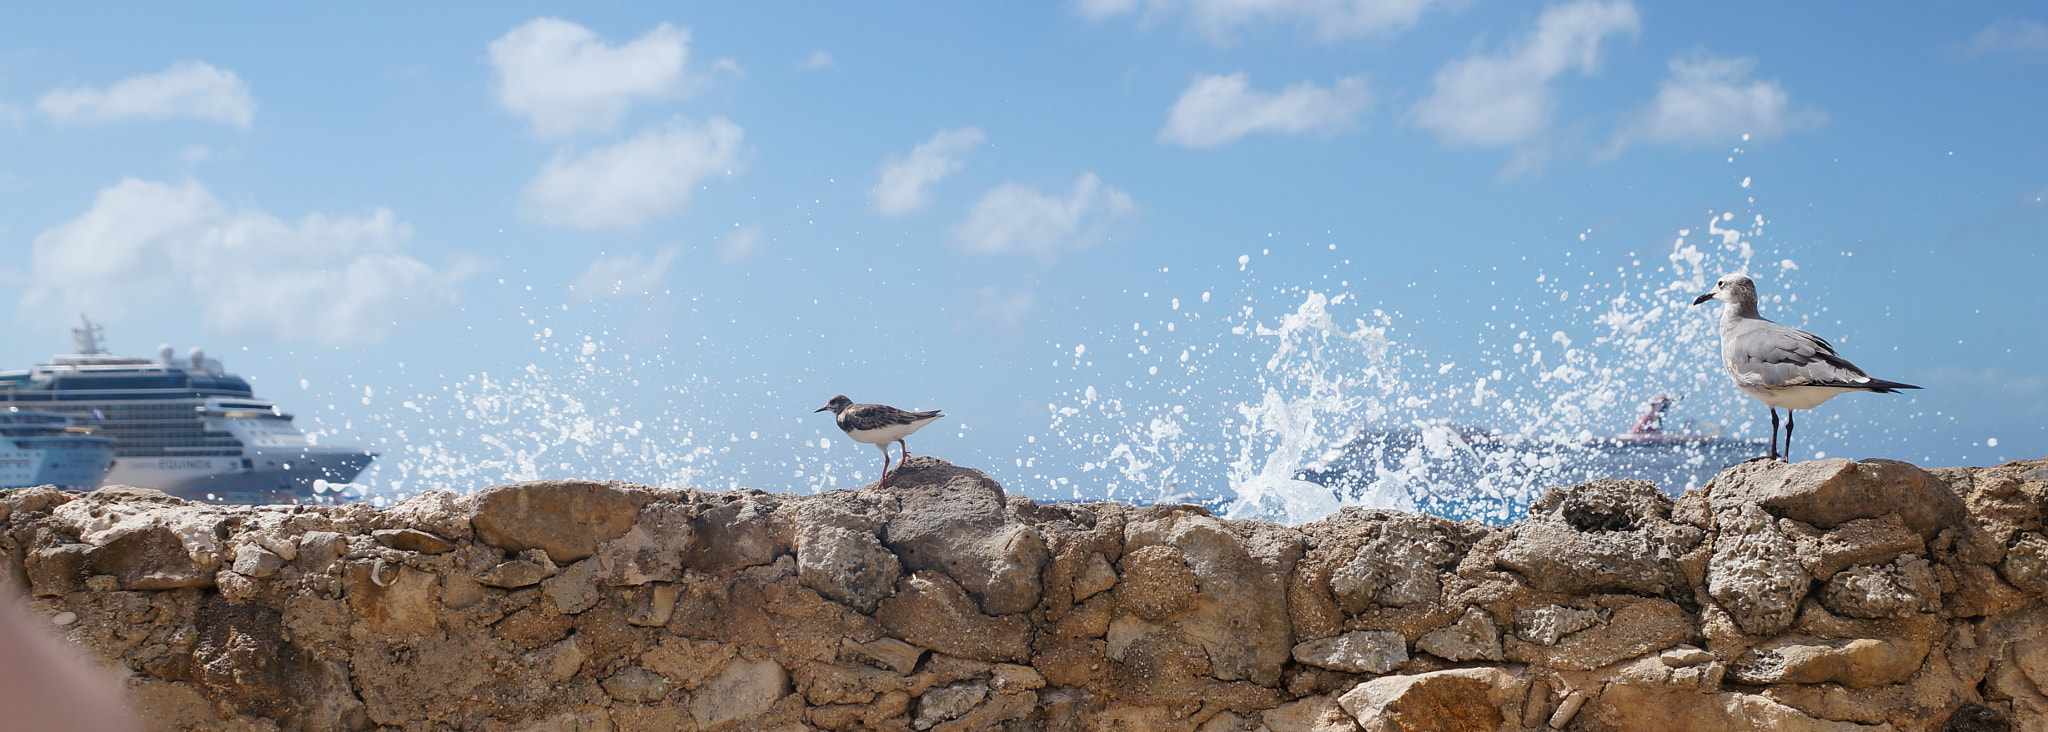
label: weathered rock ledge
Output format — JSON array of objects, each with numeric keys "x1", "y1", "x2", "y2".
[{"x1": 5, "y1": 455, "x2": 2048, "y2": 731}]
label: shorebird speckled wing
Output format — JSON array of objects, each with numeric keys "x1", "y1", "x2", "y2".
[
  {"x1": 814, "y1": 395, "x2": 944, "y2": 478},
  {"x1": 1693, "y1": 273, "x2": 1920, "y2": 461}
]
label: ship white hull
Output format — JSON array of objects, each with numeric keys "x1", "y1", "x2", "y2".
[
  {"x1": 103, "y1": 446, "x2": 375, "y2": 504},
  {"x1": 0, "y1": 441, "x2": 117, "y2": 489}
]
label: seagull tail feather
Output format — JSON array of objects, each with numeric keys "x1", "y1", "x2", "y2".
[{"x1": 1821, "y1": 377, "x2": 1921, "y2": 393}]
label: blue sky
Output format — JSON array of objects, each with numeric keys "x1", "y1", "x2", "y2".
[{"x1": 2, "y1": 2, "x2": 2043, "y2": 504}]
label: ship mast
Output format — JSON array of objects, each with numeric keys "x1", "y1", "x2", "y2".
[{"x1": 72, "y1": 314, "x2": 107, "y2": 355}]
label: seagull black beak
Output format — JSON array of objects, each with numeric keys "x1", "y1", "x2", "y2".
[{"x1": 1692, "y1": 292, "x2": 1714, "y2": 306}]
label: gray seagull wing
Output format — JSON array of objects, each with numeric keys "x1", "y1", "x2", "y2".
[{"x1": 1725, "y1": 318, "x2": 1880, "y2": 389}]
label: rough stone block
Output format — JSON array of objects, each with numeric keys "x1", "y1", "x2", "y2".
[
  {"x1": 797, "y1": 525, "x2": 901, "y2": 613},
  {"x1": 469, "y1": 479, "x2": 654, "y2": 563},
  {"x1": 1291, "y1": 630, "x2": 1407, "y2": 674},
  {"x1": 1707, "y1": 504, "x2": 1808, "y2": 636},
  {"x1": 1337, "y1": 668, "x2": 1515, "y2": 731},
  {"x1": 1416, "y1": 607, "x2": 1504, "y2": 662}
]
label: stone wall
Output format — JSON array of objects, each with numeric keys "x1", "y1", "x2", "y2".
[{"x1": 3, "y1": 455, "x2": 2046, "y2": 731}]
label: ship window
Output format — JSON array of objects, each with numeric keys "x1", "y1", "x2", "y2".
[
  {"x1": 53, "y1": 375, "x2": 187, "y2": 390},
  {"x1": 189, "y1": 375, "x2": 253, "y2": 394}
]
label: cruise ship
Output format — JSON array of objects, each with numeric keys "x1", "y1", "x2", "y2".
[
  {"x1": 0, "y1": 408, "x2": 117, "y2": 489},
  {"x1": 0, "y1": 317, "x2": 377, "y2": 504}
]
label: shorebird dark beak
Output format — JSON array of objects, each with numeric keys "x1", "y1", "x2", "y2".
[
  {"x1": 814, "y1": 406, "x2": 829, "y2": 413},
  {"x1": 1692, "y1": 291, "x2": 1714, "y2": 306}
]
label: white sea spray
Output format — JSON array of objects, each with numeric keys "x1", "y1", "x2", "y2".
[{"x1": 1045, "y1": 208, "x2": 1782, "y2": 525}]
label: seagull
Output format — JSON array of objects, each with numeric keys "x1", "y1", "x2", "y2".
[
  {"x1": 1693, "y1": 273, "x2": 1920, "y2": 461},
  {"x1": 814, "y1": 395, "x2": 945, "y2": 479}
]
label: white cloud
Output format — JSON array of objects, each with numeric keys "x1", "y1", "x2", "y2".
[
  {"x1": 717, "y1": 225, "x2": 764, "y2": 264},
  {"x1": 1159, "y1": 73, "x2": 1371, "y2": 147},
  {"x1": 36, "y1": 61, "x2": 255, "y2": 129},
  {"x1": 22, "y1": 178, "x2": 465, "y2": 345},
  {"x1": 519, "y1": 117, "x2": 744, "y2": 228},
  {"x1": 951, "y1": 173, "x2": 1137, "y2": 262},
  {"x1": 1409, "y1": 0, "x2": 1639, "y2": 148},
  {"x1": 490, "y1": 17, "x2": 690, "y2": 138},
  {"x1": 1078, "y1": 0, "x2": 1453, "y2": 44},
  {"x1": 872, "y1": 127, "x2": 986, "y2": 216},
  {"x1": 955, "y1": 286, "x2": 1039, "y2": 338},
  {"x1": 571, "y1": 246, "x2": 683, "y2": 297},
  {"x1": 800, "y1": 50, "x2": 837, "y2": 69},
  {"x1": 1966, "y1": 18, "x2": 2048, "y2": 60},
  {"x1": 1607, "y1": 53, "x2": 1824, "y2": 154}
]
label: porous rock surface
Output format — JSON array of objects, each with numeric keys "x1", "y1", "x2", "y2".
[{"x1": 4, "y1": 456, "x2": 2048, "y2": 731}]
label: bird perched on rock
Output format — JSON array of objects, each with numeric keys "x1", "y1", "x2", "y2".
[
  {"x1": 814, "y1": 395, "x2": 944, "y2": 479},
  {"x1": 1693, "y1": 273, "x2": 1920, "y2": 461}
]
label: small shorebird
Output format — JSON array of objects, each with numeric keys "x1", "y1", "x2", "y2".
[
  {"x1": 814, "y1": 395, "x2": 944, "y2": 478},
  {"x1": 1693, "y1": 274, "x2": 1920, "y2": 461}
]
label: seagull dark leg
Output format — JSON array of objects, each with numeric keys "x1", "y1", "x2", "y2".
[
  {"x1": 1785, "y1": 410, "x2": 1797, "y2": 462},
  {"x1": 1768, "y1": 408, "x2": 1782, "y2": 461}
]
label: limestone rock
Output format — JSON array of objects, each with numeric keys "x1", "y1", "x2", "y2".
[
  {"x1": 1730, "y1": 636, "x2": 1931, "y2": 688},
  {"x1": 25, "y1": 543, "x2": 90, "y2": 597},
  {"x1": 346, "y1": 561, "x2": 439, "y2": 637},
  {"x1": 1257, "y1": 695, "x2": 1354, "y2": 732},
  {"x1": 480, "y1": 549, "x2": 558, "y2": 589},
  {"x1": 89, "y1": 522, "x2": 215, "y2": 590},
  {"x1": 1326, "y1": 511, "x2": 1473, "y2": 611},
  {"x1": 542, "y1": 558, "x2": 603, "y2": 614},
  {"x1": 2000, "y1": 531, "x2": 2048, "y2": 595},
  {"x1": 1336, "y1": 667, "x2": 1517, "y2": 732},
  {"x1": 469, "y1": 479, "x2": 655, "y2": 563},
  {"x1": 232, "y1": 545, "x2": 285, "y2": 578},
  {"x1": 796, "y1": 524, "x2": 901, "y2": 613},
  {"x1": 1072, "y1": 551, "x2": 1118, "y2": 601},
  {"x1": 1504, "y1": 597, "x2": 1693, "y2": 671},
  {"x1": 990, "y1": 663, "x2": 1046, "y2": 693},
  {"x1": 372, "y1": 528, "x2": 454, "y2": 555},
  {"x1": 1588, "y1": 680, "x2": 1887, "y2": 731},
  {"x1": 296, "y1": 531, "x2": 347, "y2": 573},
  {"x1": 378, "y1": 490, "x2": 472, "y2": 542},
  {"x1": 1707, "y1": 458, "x2": 1964, "y2": 539},
  {"x1": 1785, "y1": 514, "x2": 1924, "y2": 580},
  {"x1": 877, "y1": 458, "x2": 1048, "y2": 616},
  {"x1": 875, "y1": 571, "x2": 1035, "y2": 664},
  {"x1": 913, "y1": 680, "x2": 987, "y2": 730},
  {"x1": 592, "y1": 502, "x2": 691, "y2": 586},
  {"x1": 690, "y1": 658, "x2": 789, "y2": 729},
  {"x1": 1818, "y1": 554, "x2": 1941, "y2": 619},
  {"x1": 1415, "y1": 607, "x2": 1503, "y2": 662},
  {"x1": 1115, "y1": 544, "x2": 1197, "y2": 620},
  {"x1": 643, "y1": 637, "x2": 737, "y2": 690},
  {"x1": 600, "y1": 666, "x2": 670, "y2": 703},
  {"x1": 1291, "y1": 630, "x2": 1407, "y2": 674},
  {"x1": 1707, "y1": 503, "x2": 1809, "y2": 636},
  {"x1": 1122, "y1": 506, "x2": 1303, "y2": 686},
  {"x1": 1514, "y1": 604, "x2": 1601, "y2": 646},
  {"x1": 681, "y1": 491, "x2": 780, "y2": 572},
  {"x1": 1496, "y1": 478, "x2": 1702, "y2": 597},
  {"x1": 841, "y1": 637, "x2": 924, "y2": 675}
]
